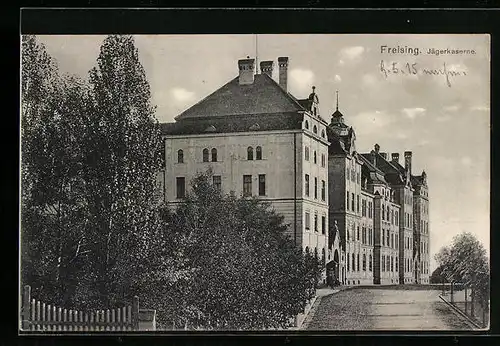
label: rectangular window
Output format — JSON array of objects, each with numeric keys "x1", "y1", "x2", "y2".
[
  {"x1": 382, "y1": 229, "x2": 385, "y2": 246},
  {"x1": 305, "y1": 147, "x2": 309, "y2": 161},
  {"x1": 357, "y1": 226, "x2": 360, "y2": 241},
  {"x1": 356, "y1": 195, "x2": 360, "y2": 213},
  {"x1": 314, "y1": 214, "x2": 318, "y2": 232},
  {"x1": 314, "y1": 177, "x2": 318, "y2": 199},
  {"x1": 243, "y1": 175, "x2": 252, "y2": 197},
  {"x1": 351, "y1": 193, "x2": 355, "y2": 212},
  {"x1": 321, "y1": 216, "x2": 326, "y2": 235},
  {"x1": 176, "y1": 177, "x2": 186, "y2": 198},
  {"x1": 346, "y1": 190, "x2": 350, "y2": 210},
  {"x1": 382, "y1": 255, "x2": 385, "y2": 272},
  {"x1": 258, "y1": 174, "x2": 266, "y2": 196},
  {"x1": 386, "y1": 232, "x2": 390, "y2": 247},
  {"x1": 213, "y1": 175, "x2": 221, "y2": 191},
  {"x1": 321, "y1": 180, "x2": 326, "y2": 201},
  {"x1": 305, "y1": 212, "x2": 311, "y2": 230},
  {"x1": 305, "y1": 174, "x2": 310, "y2": 197},
  {"x1": 321, "y1": 154, "x2": 325, "y2": 167}
]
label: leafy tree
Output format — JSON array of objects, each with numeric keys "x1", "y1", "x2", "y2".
[
  {"x1": 74, "y1": 34, "x2": 164, "y2": 309},
  {"x1": 21, "y1": 35, "x2": 90, "y2": 306},
  {"x1": 435, "y1": 232, "x2": 489, "y2": 317},
  {"x1": 158, "y1": 170, "x2": 319, "y2": 330}
]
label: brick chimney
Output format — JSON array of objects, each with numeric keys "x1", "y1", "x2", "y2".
[
  {"x1": 391, "y1": 153, "x2": 400, "y2": 163},
  {"x1": 374, "y1": 143, "x2": 380, "y2": 153},
  {"x1": 404, "y1": 151, "x2": 412, "y2": 174},
  {"x1": 260, "y1": 60, "x2": 274, "y2": 78},
  {"x1": 278, "y1": 56, "x2": 289, "y2": 91},
  {"x1": 238, "y1": 58, "x2": 255, "y2": 85}
]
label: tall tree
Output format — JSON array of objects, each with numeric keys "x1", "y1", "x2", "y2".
[
  {"x1": 80, "y1": 35, "x2": 163, "y2": 308},
  {"x1": 21, "y1": 35, "x2": 90, "y2": 306}
]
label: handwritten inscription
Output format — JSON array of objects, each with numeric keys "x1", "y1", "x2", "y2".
[{"x1": 380, "y1": 60, "x2": 467, "y2": 87}]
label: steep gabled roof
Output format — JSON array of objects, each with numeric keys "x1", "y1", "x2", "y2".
[{"x1": 175, "y1": 73, "x2": 305, "y2": 120}]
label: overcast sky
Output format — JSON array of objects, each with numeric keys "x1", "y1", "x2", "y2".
[{"x1": 37, "y1": 34, "x2": 490, "y2": 271}]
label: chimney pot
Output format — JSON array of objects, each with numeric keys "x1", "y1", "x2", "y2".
[
  {"x1": 391, "y1": 153, "x2": 400, "y2": 163},
  {"x1": 278, "y1": 56, "x2": 289, "y2": 91},
  {"x1": 238, "y1": 58, "x2": 255, "y2": 85},
  {"x1": 404, "y1": 151, "x2": 413, "y2": 174},
  {"x1": 374, "y1": 144, "x2": 380, "y2": 153},
  {"x1": 260, "y1": 60, "x2": 274, "y2": 78}
]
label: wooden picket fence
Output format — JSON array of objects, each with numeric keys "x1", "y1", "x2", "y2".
[{"x1": 20, "y1": 285, "x2": 145, "y2": 332}]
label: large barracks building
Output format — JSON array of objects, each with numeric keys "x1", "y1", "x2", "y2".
[{"x1": 159, "y1": 56, "x2": 430, "y2": 286}]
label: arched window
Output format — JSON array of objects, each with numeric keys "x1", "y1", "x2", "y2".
[
  {"x1": 211, "y1": 148, "x2": 217, "y2": 162},
  {"x1": 202, "y1": 148, "x2": 209, "y2": 162},
  {"x1": 305, "y1": 120, "x2": 309, "y2": 129},
  {"x1": 313, "y1": 151, "x2": 317, "y2": 164},
  {"x1": 313, "y1": 125, "x2": 318, "y2": 134},
  {"x1": 321, "y1": 129, "x2": 325, "y2": 138},
  {"x1": 363, "y1": 254, "x2": 366, "y2": 271},
  {"x1": 177, "y1": 149, "x2": 184, "y2": 163},
  {"x1": 352, "y1": 253, "x2": 355, "y2": 272},
  {"x1": 256, "y1": 146, "x2": 262, "y2": 160},
  {"x1": 247, "y1": 146, "x2": 253, "y2": 160}
]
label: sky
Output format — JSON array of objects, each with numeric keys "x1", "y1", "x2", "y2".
[{"x1": 37, "y1": 34, "x2": 490, "y2": 271}]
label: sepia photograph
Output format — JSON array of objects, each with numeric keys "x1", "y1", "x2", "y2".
[{"x1": 19, "y1": 32, "x2": 490, "y2": 333}]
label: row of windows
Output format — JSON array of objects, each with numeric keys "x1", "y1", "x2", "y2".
[
  {"x1": 404, "y1": 212, "x2": 413, "y2": 228},
  {"x1": 304, "y1": 211, "x2": 327, "y2": 235},
  {"x1": 304, "y1": 120, "x2": 326, "y2": 139},
  {"x1": 346, "y1": 253, "x2": 372, "y2": 272},
  {"x1": 420, "y1": 261, "x2": 429, "y2": 274},
  {"x1": 420, "y1": 220, "x2": 429, "y2": 234},
  {"x1": 381, "y1": 255, "x2": 399, "y2": 273},
  {"x1": 304, "y1": 147, "x2": 326, "y2": 167},
  {"x1": 405, "y1": 258, "x2": 413, "y2": 272},
  {"x1": 246, "y1": 146, "x2": 263, "y2": 160},
  {"x1": 176, "y1": 174, "x2": 266, "y2": 198},
  {"x1": 404, "y1": 235, "x2": 413, "y2": 250},
  {"x1": 420, "y1": 240, "x2": 429, "y2": 254},
  {"x1": 346, "y1": 222, "x2": 373, "y2": 245},
  {"x1": 243, "y1": 174, "x2": 266, "y2": 197},
  {"x1": 381, "y1": 229, "x2": 398, "y2": 249},
  {"x1": 361, "y1": 199, "x2": 374, "y2": 218},
  {"x1": 178, "y1": 148, "x2": 219, "y2": 163},
  {"x1": 381, "y1": 204, "x2": 399, "y2": 225},
  {"x1": 305, "y1": 175, "x2": 326, "y2": 201},
  {"x1": 177, "y1": 146, "x2": 265, "y2": 164}
]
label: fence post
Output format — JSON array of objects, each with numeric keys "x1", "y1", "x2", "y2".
[
  {"x1": 464, "y1": 287, "x2": 468, "y2": 315},
  {"x1": 450, "y1": 281, "x2": 454, "y2": 304},
  {"x1": 21, "y1": 285, "x2": 31, "y2": 330},
  {"x1": 132, "y1": 296, "x2": 139, "y2": 330}
]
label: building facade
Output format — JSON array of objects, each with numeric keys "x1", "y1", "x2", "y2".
[
  {"x1": 160, "y1": 55, "x2": 430, "y2": 287},
  {"x1": 160, "y1": 57, "x2": 341, "y2": 284}
]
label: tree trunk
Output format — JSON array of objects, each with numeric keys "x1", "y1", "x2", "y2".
[{"x1": 450, "y1": 281, "x2": 454, "y2": 304}]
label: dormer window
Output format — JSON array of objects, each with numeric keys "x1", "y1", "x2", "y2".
[
  {"x1": 321, "y1": 129, "x2": 325, "y2": 138},
  {"x1": 313, "y1": 125, "x2": 318, "y2": 134},
  {"x1": 305, "y1": 120, "x2": 309, "y2": 130}
]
